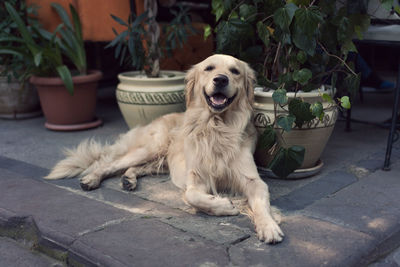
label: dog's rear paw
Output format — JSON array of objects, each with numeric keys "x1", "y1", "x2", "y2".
[
  {"x1": 121, "y1": 176, "x2": 137, "y2": 191},
  {"x1": 79, "y1": 175, "x2": 100, "y2": 191}
]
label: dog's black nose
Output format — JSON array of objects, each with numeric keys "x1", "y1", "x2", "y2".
[{"x1": 213, "y1": 74, "x2": 229, "y2": 88}]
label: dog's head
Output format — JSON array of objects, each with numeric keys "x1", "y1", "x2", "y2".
[{"x1": 185, "y1": 54, "x2": 256, "y2": 113}]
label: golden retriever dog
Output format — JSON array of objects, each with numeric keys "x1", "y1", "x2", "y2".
[{"x1": 45, "y1": 54, "x2": 284, "y2": 243}]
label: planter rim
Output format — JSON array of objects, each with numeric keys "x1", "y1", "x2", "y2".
[
  {"x1": 254, "y1": 85, "x2": 335, "y2": 98},
  {"x1": 29, "y1": 70, "x2": 102, "y2": 86},
  {"x1": 118, "y1": 70, "x2": 185, "y2": 82}
]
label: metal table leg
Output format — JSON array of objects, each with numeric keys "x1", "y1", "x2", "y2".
[
  {"x1": 346, "y1": 106, "x2": 351, "y2": 132},
  {"x1": 383, "y1": 61, "x2": 400, "y2": 170}
]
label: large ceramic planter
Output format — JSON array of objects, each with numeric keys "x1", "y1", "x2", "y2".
[
  {"x1": 30, "y1": 70, "x2": 102, "y2": 131},
  {"x1": 116, "y1": 71, "x2": 186, "y2": 128},
  {"x1": 0, "y1": 74, "x2": 41, "y2": 119},
  {"x1": 253, "y1": 87, "x2": 338, "y2": 173}
]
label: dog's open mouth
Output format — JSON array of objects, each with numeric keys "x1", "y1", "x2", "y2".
[{"x1": 204, "y1": 91, "x2": 236, "y2": 111}]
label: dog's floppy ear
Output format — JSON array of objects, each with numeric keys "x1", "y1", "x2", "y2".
[
  {"x1": 184, "y1": 65, "x2": 197, "y2": 108},
  {"x1": 244, "y1": 62, "x2": 256, "y2": 105}
]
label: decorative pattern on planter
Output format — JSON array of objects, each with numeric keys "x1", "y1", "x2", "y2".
[
  {"x1": 116, "y1": 89, "x2": 185, "y2": 105},
  {"x1": 254, "y1": 106, "x2": 338, "y2": 129}
]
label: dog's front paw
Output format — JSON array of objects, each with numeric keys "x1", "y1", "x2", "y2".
[
  {"x1": 80, "y1": 175, "x2": 100, "y2": 191},
  {"x1": 121, "y1": 175, "x2": 137, "y2": 191},
  {"x1": 210, "y1": 197, "x2": 240, "y2": 216},
  {"x1": 255, "y1": 218, "x2": 284, "y2": 244}
]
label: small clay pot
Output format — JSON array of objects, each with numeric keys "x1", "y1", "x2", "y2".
[{"x1": 30, "y1": 70, "x2": 103, "y2": 131}]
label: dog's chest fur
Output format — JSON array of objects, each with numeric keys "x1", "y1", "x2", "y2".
[{"x1": 185, "y1": 113, "x2": 247, "y2": 185}]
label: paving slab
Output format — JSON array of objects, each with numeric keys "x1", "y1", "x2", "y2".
[
  {"x1": 0, "y1": 170, "x2": 136, "y2": 241},
  {"x1": 0, "y1": 237, "x2": 63, "y2": 267},
  {"x1": 271, "y1": 170, "x2": 358, "y2": 211},
  {"x1": 303, "y1": 162, "x2": 400, "y2": 240},
  {"x1": 229, "y1": 215, "x2": 375, "y2": 267},
  {"x1": 70, "y1": 218, "x2": 230, "y2": 267},
  {"x1": 369, "y1": 245, "x2": 400, "y2": 267}
]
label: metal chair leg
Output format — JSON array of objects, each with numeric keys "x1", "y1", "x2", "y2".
[{"x1": 383, "y1": 61, "x2": 400, "y2": 170}]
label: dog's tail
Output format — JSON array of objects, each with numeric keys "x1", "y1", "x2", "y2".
[{"x1": 45, "y1": 139, "x2": 104, "y2": 180}]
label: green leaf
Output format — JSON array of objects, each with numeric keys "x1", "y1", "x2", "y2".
[
  {"x1": 0, "y1": 36, "x2": 25, "y2": 43},
  {"x1": 287, "y1": 0, "x2": 310, "y2": 5},
  {"x1": 273, "y1": 3, "x2": 298, "y2": 32},
  {"x1": 296, "y1": 51, "x2": 307, "y2": 64},
  {"x1": 51, "y1": 3, "x2": 73, "y2": 29},
  {"x1": 319, "y1": 22, "x2": 338, "y2": 52},
  {"x1": 293, "y1": 68, "x2": 312, "y2": 85},
  {"x1": 257, "y1": 76, "x2": 278, "y2": 90},
  {"x1": 257, "y1": 21, "x2": 270, "y2": 47},
  {"x1": 322, "y1": 93, "x2": 334, "y2": 103},
  {"x1": 5, "y1": 2, "x2": 38, "y2": 55},
  {"x1": 289, "y1": 98, "x2": 315, "y2": 127},
  {"x1": 105, "y1": 31, "x2": 128, "y2": 49},
  {"x1": 278, "y1": 72, "x2": 294, "y2": 86},
  {"x1": 215, "y1": 18, "x2": 254, "y2": 54},
  {"x1": 292, "y1": 26, "x2": 316, "y2": 55},
  {"x1": 212, "y1": 0, "x2": 224, "y2": 22},
  {"x1": 340, "y1": 96, "x2": 351, "y2": 109},
  {"x1": 310, "y1": 102, "x2": 324, "y2": 120},
  {"x1": 204, "y1": 24, "x2": 212, "y2": 40},
  {"x1": 395, "y1": 6, "x2": 400, "y2": 15},
  {"x1": 269, "y1": 146, "x2": 305, "y2": 178},
  {"x1": 110, "y1": 14, "x2": 128, "y2": 26},
  {"x1": 0, "y1": 48, "x2": 24, "y2": 57},
  {"x1": 277, "y1": 115, "x2": 295, "y2": 132},
  {"x1": 258, "y1": 126, "x2": 276, "y2": 150},
  {"x1": 349, "y1": 14, "x2": 371, "y2": 40},
  {"x1": 34, "y1": 51, "x2": 42, "y2": 66},
  {"x1": 239, "y1": 4, "x2": 257, "y2": 22},
  {"x1": 294, "y1": 7, "x2": 322, "y2": 37},
  {"x1": 70, "y1": 4, "x2": 83, "y2": 43},
  {"x1": 343, "y1": 73, "x2": 361, "y2": 96},
  {"x1": 301, "y1": 83, "x2": 319, "y2": 92},
  {"x1": 56, "y1": 65, "x2": 74, "y2": 95},
  {"x1": 272, "y1": 88, "x2": 288, "y2": 104},
  {"x1": 132, "y1": 12, "x2": 149, "y2": 28}
]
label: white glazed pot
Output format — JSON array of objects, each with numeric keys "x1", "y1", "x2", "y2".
[
  {"x1": 116, "y1": 71, "x2": 186, "y2": 128},
  {"x1": 253, "y1": 87, "x2": 338, "y2": 169}
]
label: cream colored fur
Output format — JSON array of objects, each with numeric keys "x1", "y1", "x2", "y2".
[{"x1": 46, "y1": 54, "x2": 284, "y2": 243}]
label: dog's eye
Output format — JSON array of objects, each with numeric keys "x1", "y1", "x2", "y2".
[
  {"x1": 204, "y1": 65, "x2": 215, "y2": 72},
  {"x1": 230, "y1": 68, "x2": 240, "y2": 75}
]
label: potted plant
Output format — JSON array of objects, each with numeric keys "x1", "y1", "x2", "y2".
[
  {"x1": 0, "y1": 0, "x2": 41, "y2": 119},
  {"x1": 210, "y1": 0, "x2": 370, "y2": 178},
  {"x1": 0, "y1": 2, "x2": 102, "y2": 131},
  {"x1": 106, "y1": 0, "x2": 195, "y2": 128}
]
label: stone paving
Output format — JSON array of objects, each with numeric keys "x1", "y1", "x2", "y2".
[{"x1": 0, "y1": 88, "x2": 400, "y2": 266}]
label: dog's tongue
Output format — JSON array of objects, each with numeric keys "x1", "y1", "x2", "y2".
[{"x1": 211, "y1": 94, "x2": 227, "y2": 105}]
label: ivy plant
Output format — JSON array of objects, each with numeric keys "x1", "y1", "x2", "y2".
[{"x1": 209, "y1": 0, "x2": 384, "y2": 178}]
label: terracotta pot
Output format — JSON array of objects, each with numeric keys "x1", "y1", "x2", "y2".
[
  {"x1": 253, "y1": 87, "x2": 338, "y2": 171},
  {"x1": 30, "y1": 70, "x2": 102, "y2": 130},
  {"x1": 0, "y1": 74, "x2": 41, "y2": 119},
  {"x1": 116, "y1": 71, "x2": 185, "y2": 128}
]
